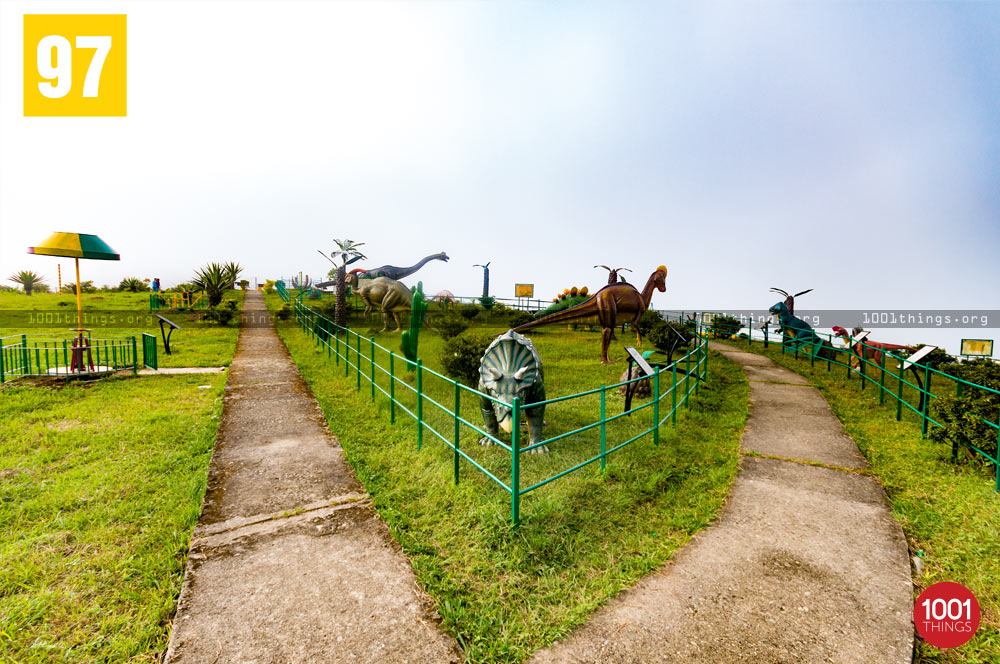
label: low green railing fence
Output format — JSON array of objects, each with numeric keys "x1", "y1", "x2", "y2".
[
  {"x1": 732, "y1": 326, "x2": 1000, "y2": 491},
  {"x1": 0, "y1": 333, "x2": 148, "y2": 382},
  {"x1": 149, "y1": 292, "x2": 206, "y2": 311},
  {"x1": 288, "y1": 299, "x2": 709, "y2": 525}
]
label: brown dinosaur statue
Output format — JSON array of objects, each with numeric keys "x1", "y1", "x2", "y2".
[
  {"x1": 514, "y1": 265, "x2": 668, "y2": 363},
  {"x1": 346, "y1": 272, "x2": 413, "y2": 332}
]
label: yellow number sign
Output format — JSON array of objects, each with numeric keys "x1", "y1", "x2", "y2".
[{"x1": 23, "y1": 14, "x2": 127, "y2": 117}]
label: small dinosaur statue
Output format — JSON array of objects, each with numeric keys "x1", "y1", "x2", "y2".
[
  {"x1": 594, "y1": 265, "x2": 631, "y2": 285},
  {"x1": 832, "y1": 326, "x2": 913, "y2": 370},
  {"x1": 514, "y1": 266, "x2": 668, "y2": 364},
  {"x1": 346, "y1": 273, "x2": 413, "y2": 332},
  {"x1": 315, "y1": 252, "x2": 449, "y2": 288},
  {"x1": 768, "y1": 296, "x2": 833, "y2": 359}
]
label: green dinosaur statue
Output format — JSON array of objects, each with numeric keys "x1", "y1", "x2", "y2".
[{"x1": 514, "y1": 266, "x2": 668, "y2": 363}]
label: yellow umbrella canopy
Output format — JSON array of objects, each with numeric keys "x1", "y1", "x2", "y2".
[{"x1": 28, "y1": 232, "x2": 120, "y2": 336}]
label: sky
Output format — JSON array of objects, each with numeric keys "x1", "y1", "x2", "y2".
[{"x1": 2, "y1": 1, "x2": 999, "y2": 353}]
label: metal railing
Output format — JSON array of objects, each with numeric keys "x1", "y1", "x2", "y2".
[
  {"x1": 730, "y1": 325, "x2": 1000, "y2": 491},
  {"x1": 288, "y1": 299, "x2": 709, "y2": 525},
  {"x1": 0, "y1": 333, "x2": 148, "y2": 382}
]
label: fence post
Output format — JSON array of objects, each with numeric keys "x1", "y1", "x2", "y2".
[
  {"x1": 653, "y1": 370, "x2": 660, "y2": 445},
  {"x1": 860, "y1": 346, "x2": 866, "y2": 391},
  {"x1": 369, "y1": 337, "x2": 375, "y2": 401},
  {"x1": 389, "y1": 353, "x2": 396, "y2": 424},
  {"x1": 896, "y1": 361, "x2": 905, "y2": 421},
  {"x1": 511, "y1": 396, "x2": 521, "y2": 527},
  {"x1": 685, "y1": 350, "x2": 691, "y2": 409},
  {"x1": 921, "y1": 365, "x2": 932, "y2": 438},
  {"x1": 22, "y1": 335, "x2": 28, "y2": 375},
  {"x1": 702, "y1": 340, "x2": 708, "y2": 381},
  {"x1": 454, "y1": 382, "x2": 461, "y2": 484},
  {"x1": 356, "y1": 333, "x2": 362, "y2": 391},
  {"x1": 879, "y1": 352, "x2": 886, "y2": 405},
  {"x1": 995, "y1": 405, "x2": 999, "y2": 493},
  {"x1": 416, "y1": 359, "x2": 424, "y2": 450},
  {"x1": 335, "y1": 327, "x2": 340, "y2": 366},
  {"x1": 671, "y1": 361, "x2": 678, "y2": 425},
  {"x1": 600, "y1": 386, "x2": 607, "y2": 472},
  {"x1": 131, "y1": 336, "x2": 137, "y2": 376},
  {"x1": 63, "y1": 339, "x2": 68, "y2": 377},
  {"x1": 764, "y1": 325, "x2": 768, "y2": 349},
  {"x1": 0, "y1": 342, "x2": 5, "y2": 383}
]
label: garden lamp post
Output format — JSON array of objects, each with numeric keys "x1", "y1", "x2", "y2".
[{"x1": 28, "y1": 232, "x2": 120, "y2": 368}]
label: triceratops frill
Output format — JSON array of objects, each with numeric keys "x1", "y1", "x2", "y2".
[{"x1": 478, "y1": 330, "x2": 548, "y2": 453}]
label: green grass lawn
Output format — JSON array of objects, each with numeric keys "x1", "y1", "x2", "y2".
[
  {"x1": 723, "y1": 338, "x2": 999, "y2": 664},
  {"x1": 0, "y1": 373, "x2": 227, "y2": 663},
  {"x1": 269, "y1": 295, "x2": 749, "y2": 663},
  {"x1": 0, "y1": 290, "x2": 243, "y2": 368}
]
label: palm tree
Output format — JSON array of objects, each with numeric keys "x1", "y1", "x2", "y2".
[
  {"x1": 8, "y1": 270, "x2": 46, "y2": 296},
  {"x1": 192, "y1": 263, "x2": 232, "y2": 307},
  {"x1": 322, "y1": 239, "x2": 366, "y2": 327}
]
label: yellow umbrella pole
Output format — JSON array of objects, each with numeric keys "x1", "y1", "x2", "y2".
[{"x1": 75, "y1": 257, "x2": 83, "y2": 340}]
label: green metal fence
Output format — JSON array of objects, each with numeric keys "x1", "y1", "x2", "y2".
[
  {"x1": 289, "y1": 299, "x2": 708, "y2": 525},
  {"x1": 0, "y1": 333, "x2": 143, "y2": 382},
  {"x1": 735, "y1": 326, "x2": 1000, "y2": 491},
  {"x1": 142, "y1": 333, "x2": 158, "y2": 370}
]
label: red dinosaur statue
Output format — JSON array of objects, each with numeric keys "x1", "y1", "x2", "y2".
[
  {"x1": 514, "y1": 265, "x2": 668, "y2": 364},
  {"x1": 832, "y1": 326, "x2": 914, "y2": 369}
]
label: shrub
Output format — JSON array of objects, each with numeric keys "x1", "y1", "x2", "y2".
[
  {"x1": 440, "y1": 332, "x2": 495, "y2": 386},
  {"x1": 709, "y1": 315, "x2": 742, "y2": 339},
  {"x1": 275, "y1": 302, "x2": 293, "y2": 321},
  {"x1": 435, "y1": 314, "x2": 469, "y2": 340},
  {"x1": 458, "y1": 303, "x2": 480, "y2": 320},
  {"x1": 8, "y1": 270, "x2": 46, "y2": 295},
  {"x1": 203, "y1": 300, "x2": 239, "y2": 326},
  {"x1": 648, "y1": 320, "x2": 696, "y2": 352},
  {"x1": 899, "y1": 344, "x2": 956, "y2": 369},
  {"x1": 61, "y1": 280, "x2": 97, "y2": 294},
  {"x1": 931, "y1": 358, "x2": 1000, "y2": 464},
  {"x1": 636, "y1": 311, "x2": 665, "y2": 338},
  {"x1": 239, "y1": 279, "x2": 250, "y2": 290},
  {"x1": 192, "y1": 263, "x2": 234, "y2": 306},
  {"x1": 508, "y1": 311, "x2": 534, "y2": 329},
  {"x1": 263, "y1": 279, "x2": 276, "y2": 295},
  {"x1": 118, "y1": 276, "x2": 149, "y2": 292}
]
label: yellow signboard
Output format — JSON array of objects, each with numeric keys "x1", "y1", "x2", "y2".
[
  {"x1": 514, "y1": 283, "x2": 534, "y2": 298},
  {"x1": 960, "y1": 339, "x2": 994, "y2": 357}
]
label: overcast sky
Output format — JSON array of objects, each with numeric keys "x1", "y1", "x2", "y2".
[{"x1": 2, "y1": 1, "x2": 998, "y2": 352}]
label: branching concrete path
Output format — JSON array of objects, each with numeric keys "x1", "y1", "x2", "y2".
[
  {"x1": 530, "y1": 343, "x2": 913, "y2": 664},
  {"x1": 164, "y1": 291, "x2": 461, "y2": 664}
]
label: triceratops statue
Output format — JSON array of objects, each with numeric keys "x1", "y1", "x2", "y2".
[{"x1": 478, "y1": 330, "x2": 548, "y2": 453}]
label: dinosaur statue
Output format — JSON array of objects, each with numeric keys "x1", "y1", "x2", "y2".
[
  {"x1": 595, "y1": 265, "x2": 631, "y2": 285},
  {"x1": 514, "y1": 266, "x2": 668, "y2": 364},
  {"x1": 768, "y1": 297, "x2": 833, "y2": 358},
  {"x1": 346, "y1": 272, "x2": 413, "y2": 332},
  {"x1": 478, "y1": 330, "x2": 548, "y2": 453},
  {"x1": 832, "y1": 326, "x2": 913, "y2": 370},
  {"x1": 315, "y1": 252, "x2": 449, "y2": 288},
  {"x1": 534, "y1": 286, "x2": 590, "y2": 318}
]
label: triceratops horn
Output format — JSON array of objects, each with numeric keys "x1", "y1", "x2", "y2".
[
  {"x1": 513, "y1": 367, "x2": 529, "y2": 381},
  {"x1": 488, "y1": 368, "x2": 502, "y2": 381}
]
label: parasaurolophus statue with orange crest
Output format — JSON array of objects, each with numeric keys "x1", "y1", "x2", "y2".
[{"x1": 514, "y1": 265, "x2": 668, "y2": 363}]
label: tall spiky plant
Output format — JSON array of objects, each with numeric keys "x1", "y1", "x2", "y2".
[
  {"x1": 322, "y1": 239, "x2": 366, "y2": 328},
  {"x1": 192, "y1": 263, "x2": 231, "y2": 307},
  {"x1": 222, "y1": 261, "x2": 243, "y2": 289},
  {"x1": 8, "y1": 270, "x2": 46, "y2": 296}
]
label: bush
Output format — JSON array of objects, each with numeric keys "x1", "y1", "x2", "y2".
[
  {"x1": 636, "y1": 311, "x2": 664, "y2": 338},
  {"x1": 263, "y1": 279, "x2": 276, "y2": 295},
  {"x1": 440, "y1": 332, "x2": 495, "y2": 386},
  {"x1": 931, "y1": 358, "x2": 1000, "y2": 464},
  {"x1": 275, "y1": 302, "x2": 293, "y2": 320},
  {"x1": 61, "y1": 280, "x2": 97, "y2": 294},
  {"x1": 435, "y1": 314, "x2": 469, "y2": 340},
  {"x1": 203, "y1": 300, "x2": 239, "y2": 326},
  {"x1": 118, "y1": 277, "x2": 150, "y2": 292},
  {"x1": 900, "y1": 344, "x2": 956, "y2": 369},
  {"x1": 709, "y1": 315, "x2": 742, "y2": 339},
  {"x1": 508, "y1": 311, "x2": 534, "y2": 329},
  {"x1": 648, "y1": 319, "x2": 696, "y2": 352},
  {"x1": 458, "y1": 303, "x2": 480, "y2": 321}
]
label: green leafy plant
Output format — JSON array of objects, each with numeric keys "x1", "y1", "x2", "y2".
[
  {"x1": 931, "y1": 359, "x2": 1000, "y2": 464},
  {"x1": 322, "y1": 239, "x2": 366, "y2": 328},
  {"x1": 458, "y1": 303, "x2": 480, "y2": 321},
  {"x1": 118, "y1": 276, "x2": 149, "y2": 292},
  {"x1": 61, "y1": 280, "x2": 96, "y2": 294},
  {"x1": 435, "y1": 314, "x2": 469, "y2": 340},
  {"x1": 223, "y1": 262, "x2": 243, "y2": 288},
  {"x1": 8, "y1": 270, "x2": 46, "y2": 296},
  {"x1": 192, "y1": 263, "x2": 235, "y2": 307},
  {"x1": 275, "y1": 302, "x2": 294, "y2": 321},
  {"x1": 262, "y1": 279, "x2": 276, "y2": 295},
  {"x1": 709, "y1": 315, "x2": 742, "y2": 339},
  {"x1": 439, "y1": 332, "x2": 495, "y2": 386},
  {"x1": 238, "y1": 279, "x2": 249, "y2": 290},
  {"x1": 507, "y1": 311, "x2": 534, "y2": 328},
  {"x1": 203, "y1": 300, "x2": 239, "y2": 326}
]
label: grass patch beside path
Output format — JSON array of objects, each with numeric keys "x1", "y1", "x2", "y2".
[
  {"x1": 723, "y1": 339, "x2": 999, "y2": 663},
  {"x1": 273, "y1": 300, "x2": 748, "y2": 664},
  {"x1": 0, "y1": 290, "x2": 243, "y2": 368},
  {"x1": 0, "y1": 373, "x2": 227, "y2": 663}
]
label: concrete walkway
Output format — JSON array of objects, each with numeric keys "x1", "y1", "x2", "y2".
[
  {"x1": 164, "y1": 291, "x2": 461, "y2": 664},
  {"x1": 530, "y1": 343, "x2": 913, "y2": 664}
]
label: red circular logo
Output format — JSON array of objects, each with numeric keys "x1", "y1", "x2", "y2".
[{"x1": 914, "y1": 582, "x2": 980, "y2": 648}]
